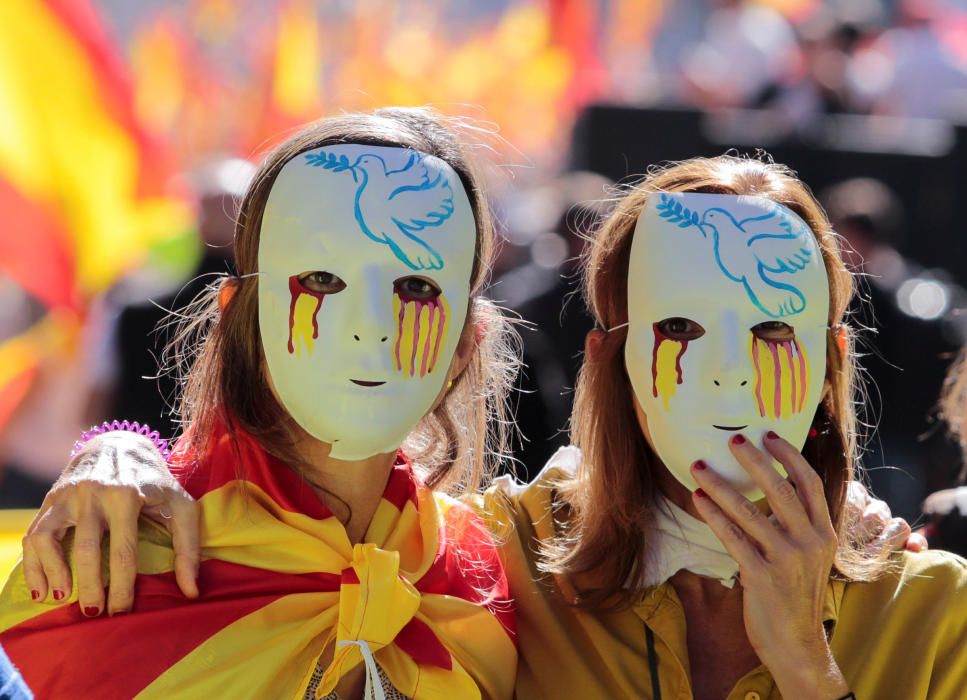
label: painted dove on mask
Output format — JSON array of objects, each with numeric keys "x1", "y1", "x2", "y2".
[
  {"x1": 625, "y1": 193, "x2": 830, "y2": 497},
  {"x1": 258, "y1": 144, "x2": 476, "y2": 460}
]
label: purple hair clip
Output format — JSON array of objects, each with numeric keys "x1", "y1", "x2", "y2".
[{"x1": 71, "y1": 420, "x2": 172, "y2": 461}]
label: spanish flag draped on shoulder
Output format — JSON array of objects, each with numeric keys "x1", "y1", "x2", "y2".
[{"x1": 0, "y1": 421, "x2": 517, "y2": 699}]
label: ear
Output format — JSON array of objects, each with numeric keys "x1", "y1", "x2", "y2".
[
  {"x1": 585, "y1": 328, "x2": 606, "y2": 361},
  {"x1": 218, "y1": 278, "x2": 239, "y2": 314}
]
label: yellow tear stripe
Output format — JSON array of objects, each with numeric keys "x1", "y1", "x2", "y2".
[
  {"x1": 393, "y1": 294, "x2": 451, "y2": 379},
  {"x1": 291, "y1": 293, "x2": 320, "y2": 356},
  {"x1": 654, "y1": 338, "x2": 684, "y2": 410},
  {"x1": 751, "y1": 338, "x2": 810, "y2": 419}
]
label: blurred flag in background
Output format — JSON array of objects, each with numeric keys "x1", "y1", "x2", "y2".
[{"x1": 0, "y1": 0, "x2": 194, "y2": 433}]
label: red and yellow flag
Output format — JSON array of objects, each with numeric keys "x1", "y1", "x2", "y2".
[
  {"x1": 0, "y1": 0, "x2": 195, "y2": 432},
  {"x1": 0, "y1": 422, "x2": 517, "y2": 699}
]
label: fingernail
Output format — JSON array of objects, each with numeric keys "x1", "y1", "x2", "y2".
[
  {"x1": 766, "y1": 430, "x2": 779, "y2": 440},
  {"x1": 731, "y1": 434, "x2": 747, "y2": 445},
  {"x1": 52, "y1": 590, "x2": 65, "y2": 601},
  {"x1": 30, "y1": 590, "x2": 40, "y2": 601},
  {"x1": 109, "y1": 610, "x2": 129, "y2": 617},
  {"x1": 82, "y1": 606, "x2": 100, "y2": 617},
  {"x1": 694, "y1": 488, "x2": 708, "y2": 499},
  {"x1": 692, "y1": 460, "x2": 707, "y2": 471}
]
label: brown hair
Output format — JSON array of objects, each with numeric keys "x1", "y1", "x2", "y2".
[
  {"x1": 939, "y1": 349, "x2": 967, "y2": 484},
  {"x1": 165, "y1": 107, "x2": 519, "y2": 496},
  {"x1": 543, "y1": 154, "x2": 890, "y2": 608}
]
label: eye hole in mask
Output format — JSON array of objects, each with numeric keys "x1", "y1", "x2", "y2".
[
  {"x1": 751, "y1": 320, "x2": 795, "y2": 342},
  {"x1": 655, "y1": 316, "x2": 706, "y2": 342},
  {"x1": 394, "y1": 276, "x2": 442, "y2": 302},
  {"x1": 296, "y1": 270, "x2": 347, "y2": 295}
]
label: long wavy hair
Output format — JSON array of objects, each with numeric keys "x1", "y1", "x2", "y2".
[
  {"x1": 164, "y1": 107, "x2": 520, "y2": 497},
  {"x1": 542, "y1": 155, "x2": 892, "y2": 608}
]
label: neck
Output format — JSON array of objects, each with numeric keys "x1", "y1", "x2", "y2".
[{"x1": 293, "y1": 432, "x2": 398, "y2": 545}]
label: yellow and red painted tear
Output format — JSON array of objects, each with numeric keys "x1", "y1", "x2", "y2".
[
  {"x1": 393, "y1": 292, "x2": 450, "y2": 379},
  {"x1": 651, "y1": 323, "x2": 689, "y2": 410},
  {"x1": 750, "y1": 336, "x2": 810, "y2": 419},
  {"x1": 287, "y1": 275, "x2": 326, "y2": 355}
]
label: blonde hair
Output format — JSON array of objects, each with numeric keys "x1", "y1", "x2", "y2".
[
  {"x1": 543, "y1": 155, "x2": 891, "y2": 607},
  {"x1": 166, "y1": 107, "x2": 520, "y2": 497}
]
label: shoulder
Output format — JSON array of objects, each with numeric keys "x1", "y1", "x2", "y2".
[
  {"x1": 469, "y1": 446, "x2": 581, "y2": 539},
  {"x1": 839, "y1": 549, "x2": 967, "y2": 638}
]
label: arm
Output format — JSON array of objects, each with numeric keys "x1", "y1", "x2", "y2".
[{"x1": 22, "y1": 431, "x2": 199, "y2": 617}]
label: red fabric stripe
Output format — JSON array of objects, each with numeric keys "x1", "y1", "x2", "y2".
[
  {"x1": 382, "y1": 454, "x2": 419, "y2": 511},
  {"x1": 1, "y1": 559, "x2": 341, "y2": 699},
  {"x1": 170, "y1": 425, "x2": 333, "y2": 520},
  {"x1": 416, "y1": 500, "x2": 517, "y2": 641},
  {"x1": 0, "y1": 178, "x2": 78, "y2": 311},
  {"x1": 341, "y1": 567, "x2": 360, "y2": 584},
  {"x1": 395, "y1": 617, "x2": 452, "y2": 671}
]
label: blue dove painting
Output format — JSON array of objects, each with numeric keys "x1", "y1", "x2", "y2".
[
  {"x1": 304, "y1": 147, "x2": 455, "y2": 270},
  {"x1": 654, "y1": 193, "x2": 815, "y2": 318}
]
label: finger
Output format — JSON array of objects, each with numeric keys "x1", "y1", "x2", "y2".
[
  {"x1": 24, "y1": 510, "x2": 73, "y2": 602},
  {"x1": 104, "y1": 487, "x2": 145, "y2": 616},
  {"x1": 759, "y1": 432, "x2": 831, "y2": 528},
  {"x1": 729, "y1": 433, "x2": 812, "y2": 534},
  {"x1": 21, "y1": 538, "x2": 47, "y2": 603},
  {"x1": 690, "y1": 460, "x2": 785, "y2": 553},
  {"x1": 72, "y1": 513, "x2": 106, "y2": 617},
  {"x1": 906, "y1": 532, "x2": 929, "y2": 552},
  {"x1": 692, "y1": 488, "x2": 766, "y2": 574},
  {"x1": 167, "y1": 497, "x2": 200, "y2": 599},
  {"x1": 864, "y1": 518, "x2": 911, "y2": 556}
]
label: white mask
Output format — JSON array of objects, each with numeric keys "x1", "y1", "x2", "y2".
[
  {"x1": 625, "y1": 193, "x2": 830, "y2": 497},
  {"x1": 258, "y1": 144, "x2": 475, "y2": 460}
]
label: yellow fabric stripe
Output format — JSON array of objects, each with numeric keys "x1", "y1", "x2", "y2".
[{"x1": 139, "y1": 592, "x2": 340, "y2": 699}]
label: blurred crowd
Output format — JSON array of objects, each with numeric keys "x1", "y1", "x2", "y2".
[{"x1": 2, "y1": 0, "x2": 967, "y2": 552}]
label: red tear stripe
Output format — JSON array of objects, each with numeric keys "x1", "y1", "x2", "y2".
[{"x1": 651, "y1": 323, "x2": 663, "y2": 398}]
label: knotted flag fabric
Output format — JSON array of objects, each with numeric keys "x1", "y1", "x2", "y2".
[{"x1": 0, "y1": 422, "x2": 517, "y2": 699}]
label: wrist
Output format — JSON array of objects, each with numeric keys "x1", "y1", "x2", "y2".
[
  {"x1": 769, "y1": 641, "x2": 849, "y2": 699},
  {"x1": 72, "y1": 420, "x2": 171, "y2": 461}
]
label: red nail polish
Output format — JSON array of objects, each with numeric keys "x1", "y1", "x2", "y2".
[
  {"x1": 52, "y1": 590, "x2": 65, "y2": 601},
  {"x1": 694, "y1": 488, "x2": 708, "y2": 499},
  {"x1": 30, "y1": 590, "x2": 40, "y2": 601},
  {"x1": 808, "y1": 427, "x2": 819, "y2": 439},
  {"x1": 83, "y1": 606, "x2": 100, "y2": 617},
  {"x1": 766, "y1": 430, "x2": 779, "y2": 440},
  {"x1": 731, "y1": 434, "x2": 747, "y2": 445},
  {"x1": 692, "y1": 460, "x2": 707, "y2": 471}
]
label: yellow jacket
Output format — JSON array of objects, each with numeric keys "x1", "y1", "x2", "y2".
[{"x1": 480, "y1": 448, "x2": 967, "y2": 700}]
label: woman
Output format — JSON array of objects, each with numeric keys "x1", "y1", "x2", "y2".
[
  {"x1": 0, "y1": 108, "x2": 518, "y2": 699},
  {"x1": 16, "y1": 156, "x2": 949, "y2": 698}
]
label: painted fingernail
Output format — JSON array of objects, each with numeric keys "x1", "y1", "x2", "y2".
[
  {"x1": 30, "y1": 590, "x2": 40, "y2": 601},
  {"x1": 692, "y1": 460, "x2": 707, "y2": 471},
  {"x1": 109, "y1": 610, "x2": 129, "y2": 617},
  {"x1": 82, "y1": 606, "x2": 100, "y2": 617},
  {"x1": 52, "y1": 590, "x2": 65, "y2": 601},
  {"x1": 694, "y1": 488, "x2": 708, "y2": 499},
  {"x1": 766, "y1": 430, "x2": 779, "y2": 440},
  {"x1": 731, "y1": 434, "x2": 747, "y2": 445}
]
